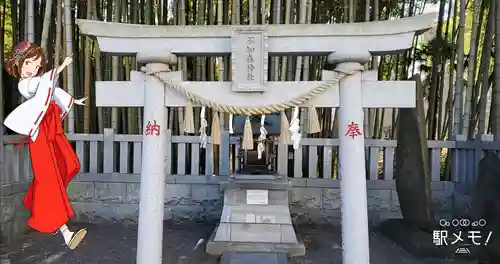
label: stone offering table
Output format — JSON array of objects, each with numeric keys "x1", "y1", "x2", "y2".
[{"x1": 206, "y1": 174, "x2": 304, "y2": 257}]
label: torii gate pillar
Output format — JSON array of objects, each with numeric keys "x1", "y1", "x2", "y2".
[
  {"x1": 135, "y1": 53, "x2": 177, "y2": 264},
  {"x1": 329, "y1": 52, "x2": 372, "y2": 264}
]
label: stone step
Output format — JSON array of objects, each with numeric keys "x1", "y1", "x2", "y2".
[
  {"x1": 220, "y1": 205, "x2": 292, "y2": 224},
  {"x1": 213, "y1": 222, "x2": 298, "y2": 244},
  {"x1": 206, "y1": 224, "x2": 306, "y2": 257},
  {"x1": 222, "y1": 174, "x2": 291, "y2": 191},
  {"x1": 223, "y1": 189, "x2": 289, "y2": 206},
  {"x1": 220, "y1": 252, "x2": 289, "y2": 264}
]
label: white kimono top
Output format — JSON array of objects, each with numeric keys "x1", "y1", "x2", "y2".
[{"x1": 3, "y1": 69, "x2": 74, "y2": 142}]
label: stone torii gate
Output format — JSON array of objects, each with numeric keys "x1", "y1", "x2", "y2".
[{"x1": 77, "y1": 14, "x2": 435, "y2": 264}]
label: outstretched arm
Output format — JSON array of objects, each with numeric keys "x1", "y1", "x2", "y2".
[
  {"x1": 53, "y1": 88, "x2": 74, "y2": 120},
  {"x1": 53, "y1": 88, "x2": 88, "y2": 119},
  {"x1": 56, "y1": 54, "x2": 73, "y2": 76},
  {"x1": 74, "y1": 97, "x2": 88, "y2": 105}
]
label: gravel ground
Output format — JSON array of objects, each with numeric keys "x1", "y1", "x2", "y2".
[{"x1": 0, "y1": 222, "x2": 477, "y2": 264}]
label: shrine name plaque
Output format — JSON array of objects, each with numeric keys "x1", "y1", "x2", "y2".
[
  {"x1": 246, "y1": 190, "x2": 269, "y2": 205},
  {"x1": 231, "y1": 28, "x2": 268, "y2": 92}
]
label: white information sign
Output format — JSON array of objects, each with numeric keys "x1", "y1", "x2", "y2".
[{"x1": 246, "y1": 190, "x2": 269, "y2": 205}]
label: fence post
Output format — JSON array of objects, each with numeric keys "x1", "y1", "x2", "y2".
[
  {"x1": 219, "y1": 131, "x2": 230, "y2": 176},
  {"x1": 479, "y1": 134, "x2": 494, "y2": 159},
  {"x1": 103, "y1": 128, "x2": 115, "y2": 173},
  {"x1": 450, "y1": 134, "x2": 467, "y2": 184},
  {"x1": 165, "y1": 129, "x2": 172, "y2": 175},
  {"x1": 471, "y1": 134, "x2": 494, "y2": 187}
]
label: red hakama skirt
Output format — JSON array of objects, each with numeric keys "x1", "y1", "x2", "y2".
[{"x1": 23, "y1": 101, "x2": 80, "y2": 233}]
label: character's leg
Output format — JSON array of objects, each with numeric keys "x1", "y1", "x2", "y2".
[
  {"x1": 23, "y1": 182, "x2": 35, "y2": 211},
  {"x1": 54, "y1": 134, "x2": 81, "y2": 186},
  {"x1": 27, "y1": 129, "x2": 75, "y2": 233},
  {"x1": 59, "y1": 224, "x2": 87, "y2": 250}
]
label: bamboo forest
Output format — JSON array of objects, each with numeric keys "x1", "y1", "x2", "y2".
[{"x1": 1, "y1": 0, "x2": 498, "y2": 140}]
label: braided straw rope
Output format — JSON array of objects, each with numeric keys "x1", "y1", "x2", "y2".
[{"x1": 140, "y1": 65, "x2": 363, "y2": 115}]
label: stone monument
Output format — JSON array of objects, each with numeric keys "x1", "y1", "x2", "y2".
[
  {"x1": 470, "y1": 152, "x2": 500, "y2": 263},
  {"x1": 77, "y1": 14, "x2": 435, "y2": 264},
  {"x1": 380, "y1": 74, "x2": 439, "y2": 258}
]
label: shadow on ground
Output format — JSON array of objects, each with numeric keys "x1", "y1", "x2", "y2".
[{"x1": 0, "y1": 222, "x2": 475, "y2": 264}]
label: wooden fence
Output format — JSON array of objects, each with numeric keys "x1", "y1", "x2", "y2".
[{"x1": 2, "y1": 130, "x2": 498, "y2": 187}]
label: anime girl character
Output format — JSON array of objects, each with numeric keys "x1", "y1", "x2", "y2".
[{"x1": 3, "y1": 41, "x2": 88, "y2": 250}]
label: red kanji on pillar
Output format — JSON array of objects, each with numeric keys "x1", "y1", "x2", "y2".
[
  {"x1": 145, "y1": 120, "x2": 161, "y2": 136},
  {"x1": 344, "y1": 121, "x2": 362, "y2": 139}
]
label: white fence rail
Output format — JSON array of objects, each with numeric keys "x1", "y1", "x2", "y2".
[{"x1": 2, "y1": 130, "x2": 497, "y2": 186}]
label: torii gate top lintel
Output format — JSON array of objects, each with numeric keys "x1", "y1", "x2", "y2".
[{"x1": 76, "y1": 13, "x2": 437, "y2": 57}]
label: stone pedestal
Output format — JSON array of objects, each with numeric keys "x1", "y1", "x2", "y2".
[{"x1": 206, "y1": 174, "x2": 305, "y2": 257}]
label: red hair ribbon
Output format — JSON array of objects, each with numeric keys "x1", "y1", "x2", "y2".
[{"x1": 13, "y1": 41, "x2": 32, "y2": 61}]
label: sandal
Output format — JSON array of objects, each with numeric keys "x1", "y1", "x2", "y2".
[{"x1": 67, "y1": 229, "x2": 87, "y2": 250}]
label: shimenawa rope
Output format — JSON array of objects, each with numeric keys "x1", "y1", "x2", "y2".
[{"x1": 140, "y1": 64, "x2": 363, "y2": 115}]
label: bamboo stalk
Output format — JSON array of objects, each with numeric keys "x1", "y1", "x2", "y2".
[
  {"x1": 92, "y1": 0, "x2": 104, "y2": 133},
  {"x1": 63, "y1": 0, "x2": 75, "y2": 133},
  {"x1": 110, "y1": 0, "x2": 121, "y2": 130},
  {"x1": 494, "y1": 0, "x2": 500, "y2": 135},
  {"x1": 217, "y1": 0, "x2": 225, "y2": 132},
  {"x1": 453, "y1": 0, "x2": 466, "y2": 135},
  {"x1": 27, "y1": 0, "x2": 35, "y2": 41},
  {"x1": 296, "y1": 0, "x2": 308, "y2": 135},
  {"x1": 271, "y1": 0, "x2": 281, "y2": 82},
  {"x1": 476, "y1": 3, "x2": 495, "y2": 134},
  {"x1": 0, "y1": 0, "x2": 6, "y2": 185},
  {"x1": 281, "y1": 0, "x2": 291, "y2": 81},
  {"x1": 55, "y1": 0, "x2": 62, "y2": 67},
  {"x1": 83, "y1": 0, "x2": 92, "y2": 133},
  {"x1": 462, "y1": 0, "x2": 480, "y2": 138},
  {"x1": 176, "y1": 0, "x2": 184, "y2": 134},
  {"x1": 40, "y1": 0, "x2": 53, "y2": 50}
]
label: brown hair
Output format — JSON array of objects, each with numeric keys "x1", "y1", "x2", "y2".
[{"x1": 4, "y1": 41, "x2": 46, "y2": 79}]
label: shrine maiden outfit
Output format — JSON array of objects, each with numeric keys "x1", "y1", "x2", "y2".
[{"x1": 4, "y1": 69, "x2": 80, "y2": 234}]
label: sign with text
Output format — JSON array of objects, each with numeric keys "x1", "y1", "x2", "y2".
[
  {"x1": 246, "y1": 190, "x2": 269, "y2": 205},
  {"x1": 231, "y1": 28, "x2": 268, "y2": 92}
]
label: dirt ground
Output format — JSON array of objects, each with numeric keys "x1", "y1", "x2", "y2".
[{"x1": 0, "y1": 222, "x2": 477, "y2": 264}]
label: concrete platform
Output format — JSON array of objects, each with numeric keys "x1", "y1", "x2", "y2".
[
  {"x1": 206, "y1": 225, "x2": 306, "y2": 257},
  {"x1": 220, "y1": 252, "x2": 289, "y2": 264},
  {"x1": 207, "y1": 175, "x2": 305, "y2": 257}
]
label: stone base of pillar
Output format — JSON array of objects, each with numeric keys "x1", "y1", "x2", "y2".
[{"x1": 205, "y1": 174, "x2": 305, "y2": 257}]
